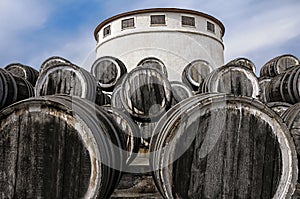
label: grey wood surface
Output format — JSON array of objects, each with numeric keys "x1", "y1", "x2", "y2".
[
  {"x1": 120, "y1": 67, "x2": 172, "y2": 122},
  {"x1": 91, "y1": 56, "x2": 127, "y2": 92},
  {"x1": 0, "y1": 68, "x2": 34, "y2": 110},
  {"x1": 0, "y1": 96, "x2": 127, "y2": 198},
  {"x1": 5, "y1": 63, "x2": 39, "y2": 86},
  {"x1": 150, "y1": 94, "x2": 297, "y2": 199},
  {"x1": 264, "y1": 65, "x2": 300, "y2": 104},
  {"x1": 201, "y1": 65, "x2": 259, "y2": 98},
  {"x1": 260, "y1": 54, "x2": 299, "y2": 78}
]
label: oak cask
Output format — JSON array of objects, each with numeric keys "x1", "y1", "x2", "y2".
[
  {"x1": 91, "y1": 56, "x2": 127, "y2": 92},
  {"x1": 260, "y1": 54, "x2": 299, "y2": 78},
  {"x1": 0, "y1": 96, "x2": 127, "y2": 198},
  {"x1": 120, "y1": 67, "x2": 172, "y2": 122},
  {"x1": 150, "y1": 93, "x2": 297, "y2": 199}
]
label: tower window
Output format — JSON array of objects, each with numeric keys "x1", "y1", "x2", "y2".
[
  {"x1": 207, "y1": 21, "x2": 215, "y2": 33},
  {"x1": 150, "y1": 15, "x2": 166, "y2": 25},
  {"x1": 122, "y1": 18, "x2": 135, "y2": 29},
  {"x1": 103, "y1": 25, "x2": 111, "y2": 37},
  {"x1": 182, "y1": 16, "x2": 195, "y2": 27}
]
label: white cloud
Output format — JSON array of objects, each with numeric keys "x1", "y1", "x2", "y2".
[
  {"x1": 224, "y1": 3, "x2": 300, "y2": 62},
  {"x1": 1, "y1": 0, "x2": 299, "y2": 74},
  {"x1": 0, "y1": 0, "x2": 51, "y2": 44},
  {"x1": 27, "y1": 26, "x2": 96, "y2": 71},
  {"x1": 0, "y1": 1, "x2": 49, "y2": 30},
  {"x1": 0, "y1": 0, "x2": 52, "y2": 66}
]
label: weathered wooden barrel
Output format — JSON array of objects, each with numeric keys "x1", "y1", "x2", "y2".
[
  {"x1": 137, "y1": 57, "x2": 168, "y2": 77},
  {"x1": 35, "y1": 63, "x2": 107, "y2": 105},
  {"x1": 182, "y1": 60, "x2": 212, "y2": 91},
  {"x1": 91, "y1": 56, "x2": 127, "y2": 92},
  {"x1": 170, "y1": 81, "x2": 194, "y2": 105},
  {"x1": 120, "y1": 67, "x2": 172, "y2": 122},
  {"x1": 201, "y1": 64, "x2": 259, "y2": 98},
  {"x1": 150, "y1": 93, "x2": 297, "y2": 199},
  {"x1": 259, "y1": 77, "x2": 272, "y2": 103},
  {"x1": 280, "y1": 103, "x2": 300, "y2": 185},
  {"x1": 0, "y1": 68, "x2": 34, "y2": 110},
  {"x1": 260, "y1": 54, "x2": 299, "y2": 78},
  {"x1": 0, "y1": 95, "x2": 128, "y2": 198},
  {"x1": 226, "y1": 57, "x2": 256, "y2": 73},
  {"x1": 102, "y1": 105, "x2": 141, "y2": 165},
  {"x1": 264, "y1": 65, "x2": 300, "y2": 104},
  {"x1": 5, "y1": 63, "x2": 39, "y2": 86},
  {"x1": 40, "y1": 56, "x2": 72, "y2": 73}
]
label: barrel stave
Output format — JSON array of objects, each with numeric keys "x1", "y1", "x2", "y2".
[
  {"x1": 0, "y1": 69, "x2": 34, "y2": 110},
  {"x1": 0, "y1": 107, "x2": 91, "y2": 198},
  {"x1": 0, "y1": 96, "x2": 129, "y2": 198},
  {"x1": 182, "y1": 60, "x2": 212, "y2": 91},
  {"x1": 226, "y1": 57, "x2": 256, "y2": 73},
  {"x1": 120, "y1": 67, "x2": 172, "y2": 122},
  {"x1": 91, "y1": 56, "x2": 127, "y2": 92},
  {"x1": 260, "y1": 54, "x2": 300, "y2": 78},
  {"x1": 5, "y1": 63, "x2": 39, "y2": 86},
  {"x1": 150, "y1": 94, "x2": 297, "y2": 199},
  {"x1": 201, "y1": 65, "x2": 259, "y2": 98},
  {"x1": 137, "y1": 57, "x2": 168, "y2": 77}
]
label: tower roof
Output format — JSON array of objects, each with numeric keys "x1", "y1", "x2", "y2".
[{"x1": 94, "y1": 8, "x2": 225, "y2": 41}]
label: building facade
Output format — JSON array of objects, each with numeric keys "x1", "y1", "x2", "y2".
[{"x1": 94, "y1": 8, "x2": 225, "y2": 79}]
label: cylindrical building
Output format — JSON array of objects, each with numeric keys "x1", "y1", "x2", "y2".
[{"x1": 94, "y1": 8, "x2": 225, "y2": 80}]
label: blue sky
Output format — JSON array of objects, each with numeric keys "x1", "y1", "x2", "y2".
[{"x1": 0, "y1": 0, "x2": 299, "y2": 75}]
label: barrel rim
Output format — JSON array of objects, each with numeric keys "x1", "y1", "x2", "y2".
[
  {"x1": 35, "y1": 63, "x2": 96, "y2": 100},
  {"x1": 186, "y1": 59, "x2": 211, "y2": 88},
  {"x1": 91, "y1": 56, "x2": 124, "y2": 89},
  {"x1": 120, "y1": 67, "x2": 172, "y2": 121},
  {"x1": 0, "y1": 96, "x2": 103, "y2": 198},
  {"x1": 226, "y1": 57, "x2": 256, "y2": 73},
  {"x1": 207, "y1": 64, "x2": 260, "y2": 98},
  {"x1": 150, "y1": 93, "x2": 297, "y2": 198}
]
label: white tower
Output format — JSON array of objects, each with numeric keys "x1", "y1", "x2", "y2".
[{"x1": 94, "y1": 8, "x2": 225, "y2": 80}]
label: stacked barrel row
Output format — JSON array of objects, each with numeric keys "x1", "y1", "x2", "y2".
[
  {"x1": 259, "y1": 54, "x2": 300, "y2": 104},
  {"x1": 0, "y1": 63, "x2": 38, "y2": 110},
  {"x1": 0, "y1": 56, "x2": 139, "y2": 198},
  {"x1": 0, "y1": 53, "x2": 299, "y2": 198},
  {"x1": 256, "y1": 54, "x2": 300, "y2": 197}
]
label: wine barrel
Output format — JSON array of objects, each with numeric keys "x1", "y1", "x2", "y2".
[
  {"x1": 0, "y1": 95, "x2": 128, "y2": 198},
  {"x1": 182, "y1": 60, "x2": 212, "y2": 91},
  {"x1": 5, "y1": 63, "x2": 39, "y2": 86},
  {"x1": 150, "y1": 93, "x2": 297, "y2": 199},
  {"x1": 40, "y1": 56, "x2": 72, "y2": 73},
  {"x1": 281, "y1": 103, "x2": 300, "y2": 185},
  {"x1": 260, "y1": 54, "x2": 299, "y2": 78},
  {"x1": 35, "y1": 63, "x2": 107, "y2": 105},
  {"x1": 102, "y1": 105, "x2": 141, "y2": 165},
  {"x1": 120, "y1": 67, "x2": 172, "y2": 122},
  {"x1": 0, "y1": 68, "x2": 34, "y2": 110},
  {"x1": 258, "y1": 77, "x2": 272, "y2": 103},
  {"x1": 226, "y1": 57, "x2": 256, "y2": 73},
  {"x1": 265, "y1": 65, "x2": 300, "y2": 104},
  {"x1": 137, "y1": 57, "x2": 168, "y2": 77},
  {"x1": 170, "y1": 81, "x2": 194, "y2": 105},
  {"x1": 201, "y1": 64, "x2": 259, "y2": 98},
  {"x1": 91, "y1": 56, "x2": 127, "y2": 92}
]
